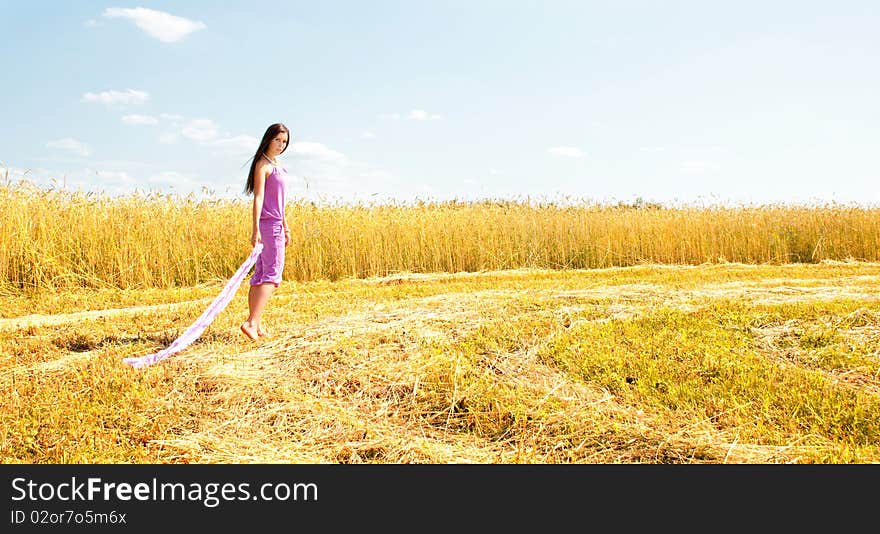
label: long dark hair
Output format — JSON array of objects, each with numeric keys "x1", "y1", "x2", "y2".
[{"x1": 244, "y1": 123, "x2": 289, "y2": 194}]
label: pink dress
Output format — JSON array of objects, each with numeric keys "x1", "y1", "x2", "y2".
[{"x1": 250, "y1": 164, "x2": 288, "y2": 287}]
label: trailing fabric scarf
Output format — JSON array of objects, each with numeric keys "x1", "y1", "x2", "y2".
[{"x1": 123, "y1": 243, "x2": 264, "y2": 368}]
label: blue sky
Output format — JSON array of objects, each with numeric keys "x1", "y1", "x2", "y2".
[{"x1": 2, "y1": 1, "x2": 879, "y2": 205}]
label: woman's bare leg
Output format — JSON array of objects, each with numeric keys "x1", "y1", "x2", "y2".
[{"x1": 240, "y1": 283, "x2": 276, "y2": 341}]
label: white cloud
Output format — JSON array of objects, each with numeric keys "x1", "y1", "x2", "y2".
[
  {"x1": 359, "y1": 171, "x2": 393, "y2": 179},
  {"x1": 361, "y1": 131, "x2": 376, "y2": 139},
  {"x1": 489, "y1": 168, "x2": 502, "y2": 175},
  {"x1": 102, "y1": 7, "x2": 206, "y2": 43},
  {"x1": 122, "y1": 114, "x2": 159, "y2": 125},
  {"x1": 148, "y1": 171, "x2": 198, "y2": 186},
  {"x1": 681, "y1": 160, "x2": 719, "y2": 174},
  {"x1": 1, "y1": 166, "x2": 137, "y2": 195},
  {"x1": 154, "y1": 116, "x2": 255, "y2": 154},
  {"x1": 379, "y1": 113, "x2": 401, "y2": 120},
  {"x1": 82, "y1": 89, "x2": 149, "y2": 107},
  {"x1": 47, "y1": 138, "x2": 92, "y2": 157},
  {"x1": 180, "y1": 119, "x2": 219, "y2": 142},
  {"x1": 210, "y1": 135, "x2": 259, "y2": 154},
  {"x1": 290, "y1": 142, "x2": 346, "y2": 161},
  {"x1": 95, "y1": 170, "x2": 135, "y2": 183},
  {"x1": 85, "y1": 19, "x2": 98, "y2": 28},
  {"x1": 3, "y1": 166, "x2": 48, "y2": 182},
  {"x1": 408, "y1": 109, "x2": 441, "y2": 120},
  {"x1": 547, "y1": 146, "x2": 584, "y2": 158}
]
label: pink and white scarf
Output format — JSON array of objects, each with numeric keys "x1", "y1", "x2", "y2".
[{"x1": 123, "y1": 243, "x2": 264, "y2": 368}]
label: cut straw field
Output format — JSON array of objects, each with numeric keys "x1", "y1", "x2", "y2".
[
  {"x1": 6, "y1": 262, "x2": 880, "y2": 464},
  {"x1": 3, "y1": 178, "x2": 880, "y2": 463}
]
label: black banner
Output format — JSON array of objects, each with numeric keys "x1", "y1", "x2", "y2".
[{"x1": 1, "y1": 464, "x2": 873, "y2": 531}]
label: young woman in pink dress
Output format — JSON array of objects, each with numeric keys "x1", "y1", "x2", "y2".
[{"x1": 240, "y1": 122, "x2": 291, "y2": 341}]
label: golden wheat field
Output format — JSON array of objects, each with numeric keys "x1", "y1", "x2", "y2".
[{"x1": 3, "y1": 178, "x2": 880, "y2": 464}]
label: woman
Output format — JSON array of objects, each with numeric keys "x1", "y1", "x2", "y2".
[{"x1": 240, "y1": 122, "x2": 291, "y2": 341}]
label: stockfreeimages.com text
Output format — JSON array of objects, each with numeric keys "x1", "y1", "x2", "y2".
[{"x1": 11, "y1": 477, "x2": 317, "y2": 508}]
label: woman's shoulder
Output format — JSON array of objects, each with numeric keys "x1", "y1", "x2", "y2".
[{"x1": 255, "y1": 159, "x2": 274, "y2": 177}]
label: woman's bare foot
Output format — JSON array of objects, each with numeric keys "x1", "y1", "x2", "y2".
[
  {"x1": 258, "y1": 325, "x2": 270, "y2": 337},
  {"x1": 240, "y1": 322, "x2": 259, "y2": 341}
]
